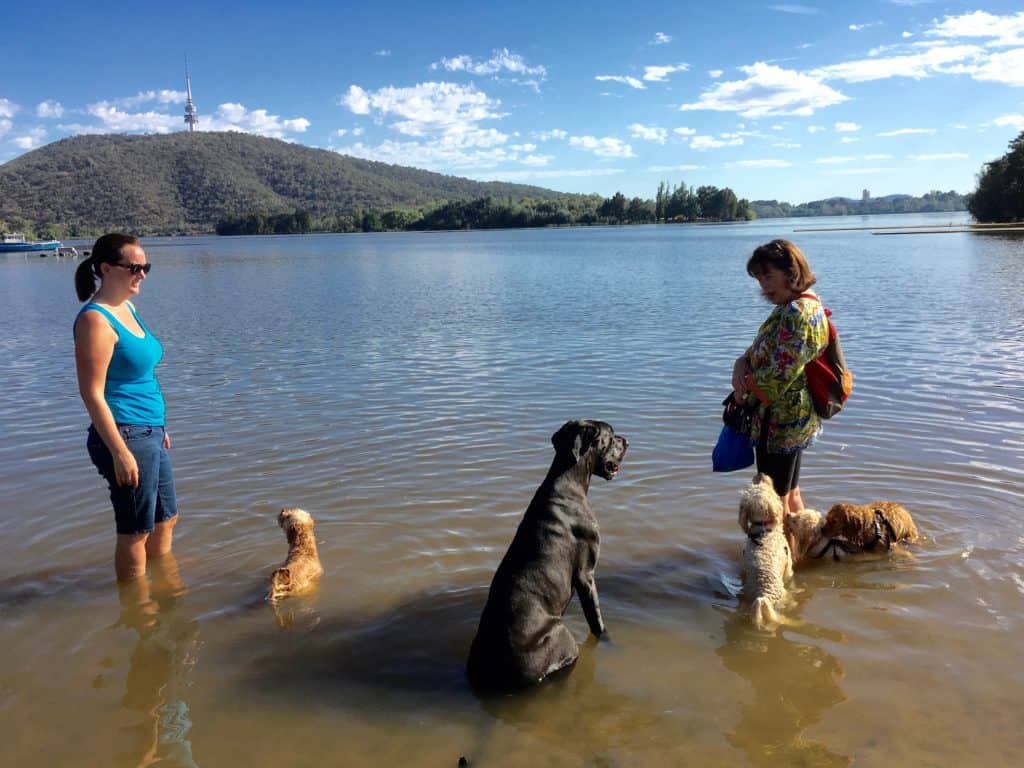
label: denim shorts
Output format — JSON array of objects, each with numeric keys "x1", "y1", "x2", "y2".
[{"x1": 87, "y1": 424, "x2": 178, "y2": 535}]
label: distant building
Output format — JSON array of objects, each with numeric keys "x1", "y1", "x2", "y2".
[
  {"x1": 862, "y1": 188, "x2": 870, "y2": 202},
  {"x1": 184, "y1": 61, "x2": 198, "y2": 132}
]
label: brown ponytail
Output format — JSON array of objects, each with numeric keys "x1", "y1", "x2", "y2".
[{"x1": 74, "y1": 233, "x2": 141, "y2": 301}]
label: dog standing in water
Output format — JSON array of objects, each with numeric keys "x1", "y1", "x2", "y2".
[
  {"x1": 467, "y1": 420, "x2": 628, "y2": 691},
  {"x1": 267, "y1": 508, "x2": 323, "y2": 602},
  {"x1": 738, "y1": 474, "x2": 793, "y2": 629}
]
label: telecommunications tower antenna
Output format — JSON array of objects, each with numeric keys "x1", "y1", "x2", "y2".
[{"x1": 183, "y1": 58, "x2": 198, "y2": 132}]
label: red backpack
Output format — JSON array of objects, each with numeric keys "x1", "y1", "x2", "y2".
[{"x1": 800, "y1": 293, "x2": 853, "y2": 419}]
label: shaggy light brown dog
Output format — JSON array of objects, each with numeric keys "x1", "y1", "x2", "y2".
[
  {"x1": 818, "y1": 501, "x2": 919, "y2": 556},
  {"x1": 784, "y1": 507, "x2": 829, "y2": 564},
  {"x1": 738, "y1": 474, "x2": 793, "y2": 629},
  {"x1": 266, "y1": 508, "x2": 324, "y2": 602}
]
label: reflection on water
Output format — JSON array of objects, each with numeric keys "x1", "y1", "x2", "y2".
[
  {"x1": 716, "y1": 604, "x2": 849, "y2": 767},
  {"x1": 115, "y1": 556, "x2": 200, "y2": 768}
]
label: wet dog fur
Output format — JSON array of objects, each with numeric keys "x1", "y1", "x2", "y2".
[
  {"x1": 466, "y1": 419, "x2": 628, "y2": 691},
  {"x1": 818, "y1": 501, "x2": 919, "y2": 556},
  {"x1": 784, "y1": 507, "x2": 830, "y2": 564},
  {"x1": 738, "y1": 473, "x2": 793, "y2": 629},
  {"x1": 267, "y1": 508, "x2": 324, "y2": 602}
]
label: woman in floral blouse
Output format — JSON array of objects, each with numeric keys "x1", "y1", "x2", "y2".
[{"x1": 731, "y1": 239, "x2": 829, "y2": 513}]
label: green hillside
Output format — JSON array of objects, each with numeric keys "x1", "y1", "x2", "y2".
[{"x1": 0, "y1": 132, "x2": 567, "y2": 235}]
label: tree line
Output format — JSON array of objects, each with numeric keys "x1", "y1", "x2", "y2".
[
  {"x1": 215, "y1": 181, "x2": 755, "y2": 235},
  {"x1": 969, "y1": 130, "x2": 1024, "y2": 222}
]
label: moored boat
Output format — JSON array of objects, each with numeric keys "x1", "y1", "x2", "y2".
[{"x1": 1, "y1": 233, "x2": 61, "y2": 252}]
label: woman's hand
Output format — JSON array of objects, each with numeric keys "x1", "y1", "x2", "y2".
[
  {"x1": 163, "y1": 430, "x2": 171, "y2": 450},
  {"x1": 114, "y1": 449, "x2": 140, "y2": 487}
]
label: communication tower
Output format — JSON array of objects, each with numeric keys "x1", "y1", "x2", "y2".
[{"x1": 184, "y1": 59, "x2": 198, "y2": 132}]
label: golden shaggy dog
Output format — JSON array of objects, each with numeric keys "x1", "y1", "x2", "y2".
[
  {"x1": 818, "y1": 501, "x2": 919, "y2": 556},
  {"x1": 783, "y1": 507, "x2": 830, "y2": 564},
  {"x1": 738, "y1": 474, "x2": 793, "y2": 629},
  {"x1": 267, "y1": 508, "x2": 324, "y2": 602}
]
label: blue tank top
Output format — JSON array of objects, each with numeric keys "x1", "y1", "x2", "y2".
[{"x1": 75, "y1": 302, "x2": 166, "y2": 426}]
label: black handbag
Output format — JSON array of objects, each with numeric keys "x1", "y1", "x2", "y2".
[{"x1": 722, "y1": 393, "x2": 757, "y2": 436}]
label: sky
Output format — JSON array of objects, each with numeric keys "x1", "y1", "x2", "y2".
[{"x1": 2, "y1": 0, "x2": 1024, "y2": 203}]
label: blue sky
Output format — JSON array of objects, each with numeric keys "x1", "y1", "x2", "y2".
[{"x1": 3, "y1": 0, "x2": 1023, "y2": 203}]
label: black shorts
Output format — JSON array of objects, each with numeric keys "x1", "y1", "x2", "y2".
[{"x1": 756, "y1": 422, "x2": 803, "y2": 496}]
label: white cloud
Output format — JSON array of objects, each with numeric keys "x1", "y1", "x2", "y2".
[
  {"x1": 877, "y1": 127, "x2": 935, "y2": 136},
  {"x1": 925, "y1": 11, "x2": 1024, "y2": 48},
  {"x1": 909, "y1": 152, "x2": 968, "y2": 160},
  {"x1": 773, "y1": 141, "x2": 801, "y2": 148},
  {"x1": 629, "y1": 123, "x2": 668, "y2": 143},
  {"x1": 652, "y1": 32, "x2": 672, "y2": 45},
  {"x1": 340, "y1": 82, "x2": 505, "y2": 144},
  {"x1": 335, "y1": 128, "x2": 348, "y2": 137},
  {"x1": 595, "y1": 75, "x2": 645, "y2": 90},
  {"x1": 121, "y1": 90, "x2": 187, "y2": 108},
  {"x1": 834, "y1": 121, "x2": 860, "y2": 132},
  {"x1": 954, "y1": 48, "x2": 1024, "y2": 87},
  {"x1": 647, "y1": 164, "x2": 702, "y2": 172},
  {"x1": 690, "y1": 135, "x2": 743, "y2": 150},
  {"x1": 727, "y1": 159, "x2": 793, "y2": 168},
  {"x1": 12, "y1": 127, "x2": 46, "y2": 149},
  {"x1": 673, "y1": 126, "x2": 697, "y2": 136},
  {"x1": 535, "y1": 128, "x2": 568, "y2": 141},
  {"x1": 0, "y1": 98, "x2": 19, "y2": 118},
  {"x1": 520, "y1": 154, "x2": 553, "y2": 166},
  {"x1": 569, "y1": 135, "x2": 634, "y2": 158},
  {"x1": 374, "y1": 49, "x2": 391, "y2": 57},
  {"x1": 863, "y1": 153, "x2": 892, "y2": 160},
  {"x1": 902, "y1": 32, "x2": 914, "y2": 39},
  {"x1": 769, "y1": 5, "x2": 820, "y2": 14},
  {"x1": 807, "y1": 125, "x2": 824, "y2": 133},
  {"x1": 812, "y1": 44, "x2": 983, "y2": 82},
  {"x1": 35, "y1": 100, "x2": 64, "y2": 118},
  {"x1": 814, "y1": 156, "x2": 857, "y2": 164},
  {"x1": 352, "y1": 126, "x2": 364, "y2": 136},
  {"x1": 708, "y1": 69, "x2": 724, "y2": 78},
  {"x1": 679, "y1": 62, "x2": 848, "y2": 117},
  {"x1": 642, "y1": 63, "x2": 690, "y2": 82},
  {"x1": 849, "y1": 22, "x2": 880, "y2": 32},
  {"x1": 994, "y1": 114, "x2": 1024, "y2": 130},
  {"x1": 0, "y1": 118, "x2": 11, "y2": 137},
  {"x1": 80, "y1": 99, "x2": 309, "y2": 138},
  {"x1": 432, "y1": 49, "x2": 545, "y2": 90},
  {"x1": 208, "y1": 103, "x2": 310, "y2": 136},
  {"x1": 86, "y1": 102, "x2": 180, "y2": 133},
  {"x1": 841, "y1": 136, "x2": 860, "y2": 143}
]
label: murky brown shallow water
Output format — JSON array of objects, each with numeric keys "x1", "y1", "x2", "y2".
[{"x1": 2, "y1": 215, "x2": 1023, "y2": 766}]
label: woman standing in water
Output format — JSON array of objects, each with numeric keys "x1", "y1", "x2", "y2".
[
  {"x1": 74, "y1": 233, "x2": 178, "y2": 581},
  {"x1": 732, "y1": 239, "x2": 829, "y2": 513}
]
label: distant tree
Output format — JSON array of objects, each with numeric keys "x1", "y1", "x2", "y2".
[{"x1": 969, "y1": 130, "x2": 1024, "y2": 222}]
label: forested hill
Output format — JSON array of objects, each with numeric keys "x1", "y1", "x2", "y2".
[{"x1": 0, "y1": 132, "x2": 566, "y2": 235}]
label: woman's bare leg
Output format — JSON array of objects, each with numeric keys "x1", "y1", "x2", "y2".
[
  {"x1": 146, "y1": 517, "x2": 177, "y2": 558},
  {"x1": 782, "y1": 487, "x2": 805, "y2": 513},
  {"x1": 115, "y1": 533, "x2": 149, "y2": 581}
]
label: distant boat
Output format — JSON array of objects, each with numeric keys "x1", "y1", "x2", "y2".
[{"x1": 0, "y1": 233, "x2": 61, "y2": 252}]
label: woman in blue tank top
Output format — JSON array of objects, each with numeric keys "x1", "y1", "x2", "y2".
[{"x1": 74, "y1": 233, "x2": 179, "y2": 581}]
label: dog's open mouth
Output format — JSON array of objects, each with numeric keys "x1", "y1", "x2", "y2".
[{"x1": 604, "y1": 461, "x2": 621, "y2": 477}]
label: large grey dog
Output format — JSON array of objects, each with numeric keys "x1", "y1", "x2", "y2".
[{"x1": 466, "y1": 419, "x2": 628, "y2": 691}]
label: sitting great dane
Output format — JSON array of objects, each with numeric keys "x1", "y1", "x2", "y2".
[{"x1": 466, "y1": 419, "x2": 628, "y2": 691}]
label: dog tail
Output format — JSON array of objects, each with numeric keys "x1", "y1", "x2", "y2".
[{"x1": 751, "y1": 597, "x2": 781, "y2": 630}]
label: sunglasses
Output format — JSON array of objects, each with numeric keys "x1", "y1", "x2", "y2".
[{"x1": 114, "y1": 262, "x2": 152, "y2": 275}]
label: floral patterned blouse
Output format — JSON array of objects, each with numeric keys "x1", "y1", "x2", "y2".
[{"x1": 745, "y1": 295, "x2": 829, "y2": 454}]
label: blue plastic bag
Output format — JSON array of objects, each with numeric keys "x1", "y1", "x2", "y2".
[{"x1": 712, "y1": 425, "x2": 754, "y2": 472}]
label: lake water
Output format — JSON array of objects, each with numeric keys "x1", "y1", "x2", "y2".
[{"x1": 2, "y1": 213, "x2": 1023, "y2": 767}]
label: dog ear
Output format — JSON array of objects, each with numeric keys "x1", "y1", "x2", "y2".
[{"x1": 552, "y1": 420, "x2": 600, "y2": 462}]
